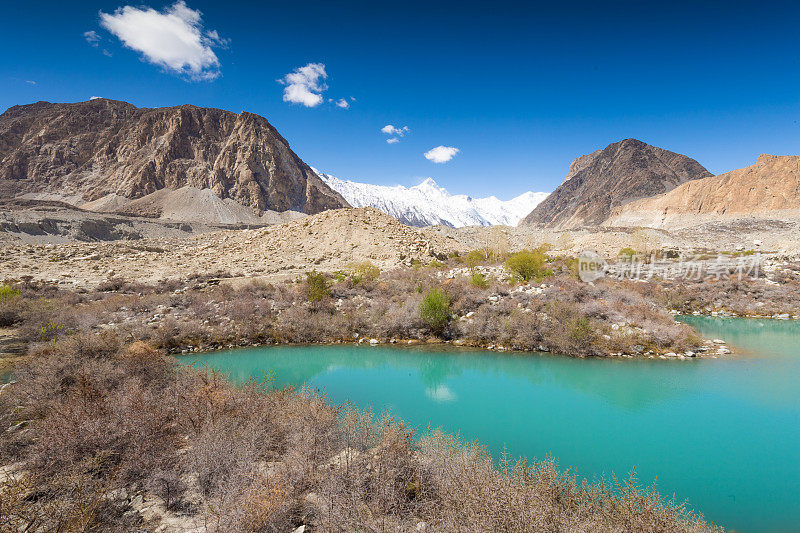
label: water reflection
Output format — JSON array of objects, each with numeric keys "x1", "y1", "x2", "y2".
[
  {"x1": 185, "y1": 344, "x2": 704, "y2": 411},
  {"x1": 178, "y1": 318, "x2": 800, "y2": 533}
]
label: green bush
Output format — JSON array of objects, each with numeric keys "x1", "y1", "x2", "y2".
[
  {"x1": 348, "y1": 262, "x2": 381, "y2": 284},
  {"x1": 304, "y1": 271, "x2": 331, "y2": 303},
  {"x1": 419, "y1": 288, "x2": 451, "y2": 336},
  {"x1": 505, "y1": 249, "x2": 552, "y2": 282},
  {"x1": 619, "y1": 247, "x2": 637, "y2": 259},
  {"x1": 464, "y1": 250, "x2": 485, "y2": 268},
  {"x1": 469, "y1": 272, "x2": 489, "y2": 289},
  {"x1": 39, "y1": 320, "x2": 67, "y2": 342},
  {"x1": 0, "y1": 283, "x2": 20, "y2": 301}
]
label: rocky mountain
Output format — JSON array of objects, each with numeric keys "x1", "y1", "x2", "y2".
[
  {"x1": 0, "y1": 99, "x2": 348, "y2": 224},
  {"x1": 520, "y1": 138, "x2": 712, "y2": 228},
  {"x1": 316, "y1": 171, "x2": 548, "y2": 227},
  {"x1": 605, "y1": 154, "x2": 800, "y2": 229}
]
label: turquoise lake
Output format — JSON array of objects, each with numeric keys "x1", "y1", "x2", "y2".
[{"x1": 179, "y1": 317, "x2": 800, "y2": 533}]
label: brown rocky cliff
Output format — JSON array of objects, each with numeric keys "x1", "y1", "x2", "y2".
[
  {"x1": 520, "y1": 138, "x2": 711, "y2": 228},
  {"x1": 0, "y1": 99, "x2": 348, "y2": 215},
  {"x1": 604, "y1": 154, "x2": 800, "y2": 228}
]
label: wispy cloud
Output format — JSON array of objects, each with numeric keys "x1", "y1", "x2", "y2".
[
  {"x1": 424, "y1": 146, "x2": 460, "y2": 163},
  {"x1": 381, "y1": 124, "x2": 409, "y2": 144},
  {"x1": 25, "y1": 80, "x2": 37, "y2": 85},
  {"x1": 98, "y1": 1, "x2": 227, "y2": 81},
  {"x1": 84, "y1": 30, "x2": 101, "y2": 46},
  {"x1": 334, "y1": 98, "x2": 350, "y2": 109},
  {"x1": 381, "y1": 124, "x2": 409, "y2": 136},
  {"x1": 279, "y1": 63, "x2": 327, "y2": 107}
]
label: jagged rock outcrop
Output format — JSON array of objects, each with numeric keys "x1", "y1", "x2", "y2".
[
  {"x1": 0, "y1": 99, "x2": 348, "y2": 222},
  {"x1": 520, "y1": 138, "x2": 711, "y2": 228},
  {"x1": 605, "y1": 154, "x2": 800, "y2": 229}
]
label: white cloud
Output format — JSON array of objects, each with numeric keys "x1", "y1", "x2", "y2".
[
  {"x1": 381, "y1": 124, "x2": 409, "y2": 136},
  {"x1": 84, "y1": 30, "x2": 101, "y2": 46},
  {"x1": 99, "y1": 1, "x2": 227, "y2": 81},
  {"x1": 279, "y1": 63, "x2": 327, "y2": 107},
  {"x1": 335, "y1": 98, "x2": 350, "y2": 109},
  {"x1": 424, "y1": 146, "x2": 460, "y2": 163},
  {"x1": 90, "y1": 96, "x2": 103, "y2": 100},
  {"x1": 386, "y1": 138, "x2": 400, "y2": 144},
  {"x1": 25, "y1": 80, "x2": 36, "y2": 85}
]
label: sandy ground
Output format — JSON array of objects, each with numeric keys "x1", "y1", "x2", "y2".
[
  {"x1": 0, "y1": 208, "x2": 457, "y2": 287},
  {"x1": 2, "y1": 204, "x2": 799, "y2": 289}
]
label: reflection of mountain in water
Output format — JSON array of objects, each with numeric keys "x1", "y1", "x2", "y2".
[
  {"x1": 181, "y1": 317, "x2": 800, "y2": 414},
  {"x1": 180, "y1": 343, "x2": 701, "y2": 411}
]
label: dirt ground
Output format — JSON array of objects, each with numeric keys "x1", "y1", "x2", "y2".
[{"x1": 2, "y1": 205, "x2": 799, "y2": 289}]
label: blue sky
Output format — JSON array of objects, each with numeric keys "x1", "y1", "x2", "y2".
[{"x1": 2, "y1": 0, "x2": 799, "y2": 198}]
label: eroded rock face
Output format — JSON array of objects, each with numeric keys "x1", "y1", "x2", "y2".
[
  {"x1": 605, "y1": 154, "x2": 800, "y2": 229},
  {"x1": 0, "y1": 99, "x2": 348, "y2": 216},
  {"x1": 520, "y1": 138, "x2": 711, "y2": 228}
]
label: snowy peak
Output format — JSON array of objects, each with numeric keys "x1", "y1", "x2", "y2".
[{"x1": 314, "y1": 169, "x2": 548, "y2": 227}]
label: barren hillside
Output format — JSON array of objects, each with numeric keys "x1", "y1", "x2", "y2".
[
  {"x1": 0, "y1": 99, "x2": 347, "y2": 223},
  {"x1": 605, "y1": 154, "x2": 800, "y2": 229},
  {"x1": 520, "y1": 139, "x2": 711, "y2": 228}
]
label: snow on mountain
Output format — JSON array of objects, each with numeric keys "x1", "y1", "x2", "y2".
[{"x1": 314, "y1": 169, "x2": 548, "y2": 227}]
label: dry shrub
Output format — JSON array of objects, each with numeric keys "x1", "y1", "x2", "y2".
[
  {"x1": 417, "y1": 431, "x2": 716, "y2": 532},
  {"x1": 275, "y1": 306, "x2": 349, "y2": 343}
]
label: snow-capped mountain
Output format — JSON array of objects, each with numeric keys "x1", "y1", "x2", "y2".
[{"x1": 314, "y1": 169, "x2": 548, "y2": 227}]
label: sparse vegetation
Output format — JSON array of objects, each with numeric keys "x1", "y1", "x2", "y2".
[
  {"x1": 2, "y1": 260, "x2": 792, "y2": 530},
  {"x1": 0, "y1": 260, "x2": 725, "y2": 358}
]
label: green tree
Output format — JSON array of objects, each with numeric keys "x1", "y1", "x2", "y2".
[
  {"x1": 419, "y1": 288, "x2": 451, "y2": 336},
  {"x1": 304, "y1": 271, "x2": 331, "y2": 303},
  {"x1": 505, "y1": 249, "x2": 552, "y2": 282}
]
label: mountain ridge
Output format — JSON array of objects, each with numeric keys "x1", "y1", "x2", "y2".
[
  {"x1": 604, "y1": 154, "x2": 800, "y2": 228},
  {"x1": 520, "y1": 138, "x2": 712, "y2": 228},
  {"x1": 316, "y1": 171, "x2": 548, "y2": 227},
  {"x1": 0, "y1": 99, "x2": 348, "y2": 224}
]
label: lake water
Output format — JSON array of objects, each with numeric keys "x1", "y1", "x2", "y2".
[{"x1": 179, "y1": 317, "x2": 800, "y2": 533}]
